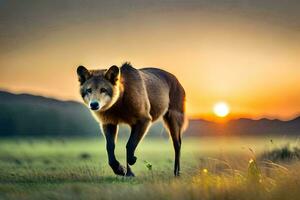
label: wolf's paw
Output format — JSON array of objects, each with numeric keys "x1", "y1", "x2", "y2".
[
  {"x1": 174, "y1": 169, "x2": 180, "y2": 177},
  {"x1": 109, "y1": 161, "x2": 126, "y2": 176},
  {"x1": 113, "y1": 164, "x2": 126, "y2": 176},
  {"x1": 127, "y1": 156, "x2": 137, "y2": 165},
  {"x1": 125, "y1": 170, "x2": 135, "y2": 177}
]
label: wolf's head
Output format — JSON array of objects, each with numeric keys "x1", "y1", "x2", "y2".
[{"x1": 77, "y1": 65, "x2": 121, "y2": 112}]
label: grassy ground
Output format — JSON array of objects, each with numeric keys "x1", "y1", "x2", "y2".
[{"x1": 0, "y1": 136, "x2": 300, "y2": 200}]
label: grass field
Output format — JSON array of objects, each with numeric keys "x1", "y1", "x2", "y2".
[{"x1": 0, "y1": 136, "x2": 300, "y2": 200}]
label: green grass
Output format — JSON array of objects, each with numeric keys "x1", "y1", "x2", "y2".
[{"x1": 0, "y1": 136, "x2": 300, "y2": 200}]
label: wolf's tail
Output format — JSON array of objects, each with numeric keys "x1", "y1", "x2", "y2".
[
  {"x1": 181, "y1": 111, "x2": 189, "y2": 133},
  {"x1": 179, "y1": 95, "x2": 189, "y2": 133},
  {"x1": 167, "y1": 74, "x2": 188, "y2": 133}
]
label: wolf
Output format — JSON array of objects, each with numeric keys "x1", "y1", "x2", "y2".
[{"x1": 77, "y1": 62, "x2": 187, "y2": 176}]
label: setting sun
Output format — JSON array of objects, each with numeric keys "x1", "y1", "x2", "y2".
[{"x1": 213, "y1": 102, "x2": 230, "y2": 117}]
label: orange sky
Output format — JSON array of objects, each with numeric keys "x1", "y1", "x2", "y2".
[{"x1": 0, "y1": 1, "x2": 300, "y2": 120}]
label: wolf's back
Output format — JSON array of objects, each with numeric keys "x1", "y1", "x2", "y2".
[
  {"x1": 141, "y1": 68, "x2": 185, "y2": 110},
  {"x1": 140, "y1": 67, "x2": 188, "y2": 132}
]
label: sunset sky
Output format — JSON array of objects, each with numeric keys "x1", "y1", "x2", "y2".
[{"x1": 0, "y1": 0, "x2": 299, "y2": 120}]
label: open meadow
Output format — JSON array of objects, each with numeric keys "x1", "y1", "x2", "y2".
[{"x1": 0, "y1": 136, "x2": 300, "y2": 200}]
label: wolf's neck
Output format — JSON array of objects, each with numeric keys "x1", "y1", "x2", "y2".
[{"x1": 110, "y1": 81, "x2": 125, "y2": 110}]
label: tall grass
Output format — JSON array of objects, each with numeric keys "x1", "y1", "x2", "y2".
[{"x1": 0, "y1": 137, "x2": 299, "y2": 200}]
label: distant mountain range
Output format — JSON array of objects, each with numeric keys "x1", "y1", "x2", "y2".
[
  {"x1": 0, "y1": 91, "x2": 299, "y2": 137},
  {"x1": 188, "y1": 117, "x2": 300, "y2": 136}
]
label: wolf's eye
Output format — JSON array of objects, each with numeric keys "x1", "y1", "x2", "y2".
[
  {"x1": 100, "y1": 88, "x2": 107, "y2": 93},
  {"x1": 86, "y1": 88, "x2": 92, "y2": 94}
]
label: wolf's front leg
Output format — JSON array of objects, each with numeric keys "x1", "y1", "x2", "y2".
[
  {"x1": 102, "y1": 124, "x2": 126, "y2": 176},
  {"x1": 126, "y1": 118, "x2": 151, "y2": 176}
]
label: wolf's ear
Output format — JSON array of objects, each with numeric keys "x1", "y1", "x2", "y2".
[
  {"x1": 77, "y1": 65, "x2": 91, "y2": 85},
  {"x1": 105, "y1": 65, "x2": 120, "y2": 85}
]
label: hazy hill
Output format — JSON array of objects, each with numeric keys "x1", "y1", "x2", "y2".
[
  {"x1": 0, "y1": 91, "x2": 299, "y2": 137},
  {"x1": 0, "y1": 91, "x2": 100, "y2": 137}
]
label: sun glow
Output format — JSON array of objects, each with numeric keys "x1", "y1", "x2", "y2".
[{"x1": 213, "y1": 102, "x2": 230, "y2": 117}]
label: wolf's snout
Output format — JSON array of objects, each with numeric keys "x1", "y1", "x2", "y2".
[{"x1": 90, "y1": 101, "x2": 100, "y2": 110}]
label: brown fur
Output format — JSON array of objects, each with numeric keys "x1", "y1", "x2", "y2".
[{"x1": 77, "y1": 62, "x2": 186, "y2": 176}]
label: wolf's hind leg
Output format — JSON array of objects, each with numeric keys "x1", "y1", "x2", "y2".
[
  {"x1": 102, "y1": 124, "x2": 126, "y2": 176},
  {"x1": 163, "y1": 110, "x2": 183, "y2": 176}
]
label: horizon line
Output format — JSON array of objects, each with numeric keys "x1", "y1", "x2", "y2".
[{"x1": 1, "y1": 88, "x2": 299, "y2": 122}]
